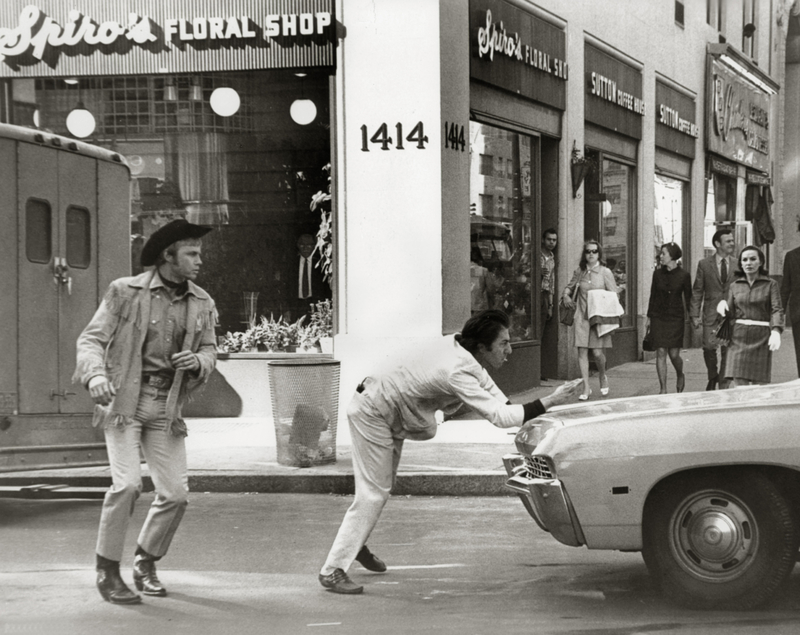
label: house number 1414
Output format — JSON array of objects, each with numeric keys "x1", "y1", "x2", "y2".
[{"x1": 360, "y1": 122, "x2": 429, "y2": 151}]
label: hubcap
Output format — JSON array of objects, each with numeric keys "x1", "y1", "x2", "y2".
[{"x1": 669, "y1": 490, "x2": 758, "y2": 582}]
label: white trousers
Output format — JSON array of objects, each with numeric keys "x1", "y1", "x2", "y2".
[
  {"x1": 96, "y1": 384, "x2": 189, "y2": 562},
  {"x1": 321, "y1": 392, "x2": 403, "y2": 575}
]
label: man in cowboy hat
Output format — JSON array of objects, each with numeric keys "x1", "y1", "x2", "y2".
[{"x1": 74, "y1": 219, "x2": 218, "y2": 605}]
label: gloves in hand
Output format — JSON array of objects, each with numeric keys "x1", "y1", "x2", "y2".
[
  {"x1": 88, "y1": 375, "x2": 107, "y2": 390},
  {"x1": 716, "y1": 299, "x2": 729, "y2": 316},
  {"x1": 769, "y1": 330, "x2": 781, "y2": 352}
]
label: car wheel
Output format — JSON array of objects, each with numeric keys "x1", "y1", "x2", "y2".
[{"x1": 642, "y1": 470, "x2": 797, "y2": 610}]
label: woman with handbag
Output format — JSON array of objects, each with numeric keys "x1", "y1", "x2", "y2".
[
  {"x1": 561, "y1": 240, "x2": 618, "y2": 400},
  {"x1": 717, "y1": 246, "x2": 784, "y2": 387},
  {"x1": 645, "y1": 242, "x2": 692, "y2": 394}
]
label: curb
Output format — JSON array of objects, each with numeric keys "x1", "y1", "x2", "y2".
[{"x1": 0, "y1": 471, "x2": 514, "y2": 497}]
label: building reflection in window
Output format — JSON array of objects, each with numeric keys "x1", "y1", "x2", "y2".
[{"x1": 469, "y1": 121, "x2": 534, "y2": 342}]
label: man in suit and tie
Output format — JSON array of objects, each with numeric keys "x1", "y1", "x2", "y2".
[
  {"x1": 690, "y1": 228, "x2": 735, "y2": 390},
  {"x1": 296, "y1": 233, "x2": 328, "y2": 320},
  {"x1": 780, "y1": 222, "x2": 800, "y2": 377}
]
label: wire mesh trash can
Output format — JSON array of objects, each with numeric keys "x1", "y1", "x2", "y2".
[{"x1": 268, "y1": 359, "x2": 340, "y2": 467}]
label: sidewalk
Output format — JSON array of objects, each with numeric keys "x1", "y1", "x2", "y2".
[{"x1": 3, "y1": 330, "x2": 798, "y2": 496}]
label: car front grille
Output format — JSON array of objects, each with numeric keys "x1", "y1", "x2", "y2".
[{"x1": 524, "y1": 455, "x2": 554, "y2": 479}]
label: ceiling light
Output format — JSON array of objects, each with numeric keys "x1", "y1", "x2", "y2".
[
  {"x1": 210, "y1": 87, "x2": 240, "y2": 117},
  {"x1": 66, "y1": 102, "x2": 95, "y2": 138},
  {"x1": 290, "y1": 99, "x2": 317, "y2": 125}
]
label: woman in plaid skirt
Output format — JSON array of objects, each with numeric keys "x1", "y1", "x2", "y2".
[{"x1": 718, "y1": 246, "x2": 784, "y2": 386}]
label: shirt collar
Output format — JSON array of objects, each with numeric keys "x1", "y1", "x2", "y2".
[{"x1": 151, "y1": 270, "x2": 196, "y2": 297}]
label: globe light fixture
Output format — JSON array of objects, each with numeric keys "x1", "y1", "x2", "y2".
[
  {"x1": 66, "y1": 102, "x2": 95, "y2": 138},
  {"x1": 290, "y1": 99, "x2": 317, "y2": 125},
  {"x1": 210, "y1": 87, "x2": 240, "y2": 117}
]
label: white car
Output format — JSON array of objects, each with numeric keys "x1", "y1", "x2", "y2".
[{"x1": 503, "y1": 381, "x2": 800, "y2": 610}]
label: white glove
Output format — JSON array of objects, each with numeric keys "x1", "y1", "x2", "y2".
[
  {"x1": 88, "y1": 375, "x2": 107, "y2": 390},
  {"x1": 769, "y1": 330, "x2": 781, "y2": 352},
  {"x1": 716, "y1": 300, "x2": 729, "y2": 316}
]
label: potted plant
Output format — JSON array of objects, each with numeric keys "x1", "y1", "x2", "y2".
[
  {"x1": 309, "y1": 163, "x2": 333, "y2": 284},
  {"x1": 308, "y1": 299, "x2": 333, "y2": 353}
]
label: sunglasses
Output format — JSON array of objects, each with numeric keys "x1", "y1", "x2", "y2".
[{"x1": 584, "y1": 248, "x2": 599, "y2": 254}]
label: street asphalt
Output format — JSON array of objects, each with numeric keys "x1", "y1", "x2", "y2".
[{"x1": 2, "y1": 329, "x2": 798, "y2": 497}]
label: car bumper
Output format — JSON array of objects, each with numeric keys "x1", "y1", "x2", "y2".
[{"x1": 502, "y1": 453, "x2": 585, "y2": 547}]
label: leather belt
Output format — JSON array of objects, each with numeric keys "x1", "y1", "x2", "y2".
[
  {"x1": 142, "y1": 374, "x2": 173, "y2": 389},
  {"x1": 735, "y1": 319, "x2": 770, "y2": 327}
]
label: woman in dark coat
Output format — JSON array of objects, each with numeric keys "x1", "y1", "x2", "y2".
[
  {"x1": 720, "y1": 245, "x2": 784, "y2": 386},
  {"x1": 646, "y1": 242, "x2": 692, "y2": 393}
]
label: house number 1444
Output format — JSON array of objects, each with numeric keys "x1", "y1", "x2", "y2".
[{"x1": 360, "y1": 122, "x2": 429, "y2": 151}]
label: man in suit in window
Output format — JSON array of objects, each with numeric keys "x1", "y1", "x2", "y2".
[
  {"x1": 689, "y1": 228, "x2": 735, "y2": 390},
  {"x1": 296, "y1": 233, "x2": 329, "y2": 320}
]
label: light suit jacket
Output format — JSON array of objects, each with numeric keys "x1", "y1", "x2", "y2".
[
  {"x1": 357, "y1": 334, "x2": 524, "y2": 441},
  {"x1": 73, "y1": 269, "x2": 217, "y2": 436},
  {"x1": 690, "y1": 255, "x2": 732, "y2": 327}
]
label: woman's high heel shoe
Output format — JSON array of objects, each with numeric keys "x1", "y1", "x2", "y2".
[
  {"x1": 579, "y1": 389, "x2": 592, "y2": 401},
  {"x1": 600, "y1": 379, "x2": 609, "y2": 396}
]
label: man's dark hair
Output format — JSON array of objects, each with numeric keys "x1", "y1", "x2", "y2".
[
  {"x1": 542, "y1": 228, "x2": 557, "y2": 241},
  {"x1": 456, "y1": 310, "x2": 509, "y2": 354},
  {"x1": 712, "y1": 228, "x2": 733, "y2": 249}
]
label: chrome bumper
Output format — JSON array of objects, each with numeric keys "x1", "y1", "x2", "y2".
[{"x1": 502, "y1": 453, "x2": 584, "y2": 547}]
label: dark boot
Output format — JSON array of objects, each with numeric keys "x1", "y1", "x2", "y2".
[
  {"x1": 355, "y1": 545, "x2": 387, "y2": 572},
  {"x1": 96, "y1": 555, "x2": 142, "y2": 605},
  {"x1": 133, "y1": 549, "x2": 167, "y2": 597}
]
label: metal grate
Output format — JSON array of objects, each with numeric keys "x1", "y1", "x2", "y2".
[
  {"x1": 525, "y1": 455, "x2": 554, "y2": 480},
  {"x1": 268, "y1": 359, "x2": 340, "y2": 467}
]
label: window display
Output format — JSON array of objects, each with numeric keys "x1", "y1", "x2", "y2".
[
  {"x1": 22, "y1": 70, "x2": 332, "y2": 334},
  {"x1": 469, "y1": 121, "x2": 534, "y2": 342}
]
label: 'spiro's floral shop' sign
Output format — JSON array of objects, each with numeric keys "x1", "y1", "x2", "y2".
[{"x1": 0, "y1": 1, "x2": 335, "y2": 76}]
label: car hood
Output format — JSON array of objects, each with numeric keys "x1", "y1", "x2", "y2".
[{"x1": 514, "y1": 379, "x2": 800, "y2": 455}]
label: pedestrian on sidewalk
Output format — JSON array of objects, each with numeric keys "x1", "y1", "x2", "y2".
[
  {"x1": 318, "y1": 309, "x2": 581, "y2": 595},
  {"x1": 780, "y1": 225, "x2": 800, "y2": 377},
  {"x1": 689, "y1": 228, "x2": 735, "y2": 390},
  {"x1": 646, "y1": 242, "x2": 692, "y2": 394},
  {"x1": 73, "y1": 219, "x2": 218, "y2": 605},
  {"x1": 718, "y1": 245, "x2": 784, "y2": 387},
  {"x1": 560, "y1": 240, "x2": 617, "y2": 400}
]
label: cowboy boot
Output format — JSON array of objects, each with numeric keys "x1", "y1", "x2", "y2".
[
  {"x1": 132, "y1": 550, "x2": 167, "y2": 597},
  {"x1": 96, "y1": 554, "x2": 141, "y2": 605}
]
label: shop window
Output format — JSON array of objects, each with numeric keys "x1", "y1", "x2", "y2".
[
  {"x1": 704, "y1": 173, "x2": 751, "y2": 258},
  {"x1": 26, "y1": 199, "x2": 51, "y2": 264},
  {"x1": 584, "y1": 152, "x2": 634, "y2": 328},
  {"x1": 66, "y1": 206, "x2": 91, "y2": 269},
  {"x1": 33, "y1": 70, "x2": 332, "y2": 333},
  {"x1": 469, "y1": 121, "x2": 534, "y2": 342},
  {"x1": 654, "y1": 174, "x2": 687, "y2": 267}
]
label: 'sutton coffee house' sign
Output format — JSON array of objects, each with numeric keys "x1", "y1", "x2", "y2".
[
  {"x1": 470, "y1": 0, "x2": 567, "y2": 111},
  {"x1": 0, "y1": 0, "x2": 335, "y2": 76}
]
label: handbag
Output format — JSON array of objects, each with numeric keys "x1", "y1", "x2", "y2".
[
  {"x1": 559, "y1": 286, "x2": 577, "y2": 326},
  {"x1": 642, "y1": 325, "x2": 655, "y2": 352},
  {"x1": 714, "y1": 309, "x2": 733, "y2": 347}
]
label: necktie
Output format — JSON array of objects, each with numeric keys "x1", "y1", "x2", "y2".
[
  {"x1": 301, "y1": 258, "x2": 310, "y2": 298},
  {"x1": 720, "y1": 258, "x2": 727, "y2": 284}
]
